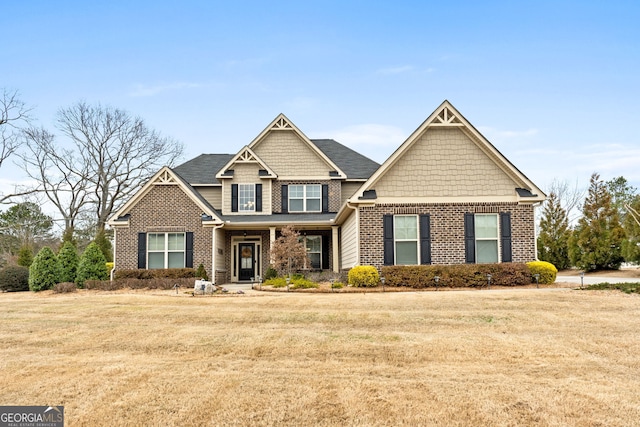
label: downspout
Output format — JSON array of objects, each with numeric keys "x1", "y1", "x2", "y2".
[{"x1": 110, "y1": 228, "x2": 117, "y2": 281}]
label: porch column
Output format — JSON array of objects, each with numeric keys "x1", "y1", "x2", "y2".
[
  {"x1": 332, "y1": 225, "x2": 340, "y2": 273},
  {"x1": 269, "y1": 226, "x2": 276, "y2": 264}
]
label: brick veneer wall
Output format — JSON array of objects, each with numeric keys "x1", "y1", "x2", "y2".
[
  {"x1": 113, "y1": 185, "x2": 213, "y2": 278},
  {"x1": 272, "y1": 180, "x2": 341, "y2": 213},
  {"x1": 358, "y1": 202, "x2": 536, "y2": 269}
]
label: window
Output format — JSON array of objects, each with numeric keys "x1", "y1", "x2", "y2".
[
  {"x1": 305, "y1": 236, "x2": 322, "y2": 269},
  {"x1": 239, "y1": 184, "x2": 255, "y2": 212},
  {"x1": 394, "y1": 215, "x2": 418, "y2": 265},
  {"x1": 475, "y1": 214, "x2": 498, "y2": 263},
  {"x1": 148, "y1": 232, "x2": 185, "y2": 269},
  {"x1": 289, "y1": 184, "x2": 321, "y2": 212}
]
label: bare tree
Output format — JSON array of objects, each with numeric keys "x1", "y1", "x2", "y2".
[
  {"x1": 22, "y1": 101, "x2": 184, "y2": 239},
  {"x1": 269, "y1": 225, "x2": 311, "y2": 277},
  {"x1": 21, "y1": 126, "x2": 91, "y2": 240},
  {"x1": 0, "y1": 89, "x2": 33, "y2": 203},
  {"x1": 547, "y1": 178, "x2": 585, "y2": 224}
]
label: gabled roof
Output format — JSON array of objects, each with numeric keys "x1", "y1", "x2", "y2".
[
  {"x1": 107, "y1": 166, "x2": 223, "y2": 226},
  {"x1": 215, "y1": 146, "x2": 277, "y2": 179},
  {"x1": 173, "y1": 154, "x2": 234, "y2": 185},
  {"x1": 248, "y1": 113, "x2": 347, "y2": 179},
  {"x1": 312, "y1": 139, "x2": 380, "y2": 180},
  {"x1": 347, "y1": 100, "x2": 546, "y2": 205}
]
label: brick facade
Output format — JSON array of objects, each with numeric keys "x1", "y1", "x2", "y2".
[
  {"x1": 113, "y1": 184, "x2": 213, "y2": 278},
  {"x1": 358, "y1": 202, "x2": 536, "y2": 269}
]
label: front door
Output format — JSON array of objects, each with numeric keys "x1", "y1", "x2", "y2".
[{"x1": 238, "y1": 243, "x2": 255, "y2": 281}]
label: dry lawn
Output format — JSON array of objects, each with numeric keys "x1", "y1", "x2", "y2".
[{"x1": 0, "y1": 288, "x2": 639, "y2": 426}]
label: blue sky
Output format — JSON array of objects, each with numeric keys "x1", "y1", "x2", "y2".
[{"x1": 2, "y1": 0, "x2": 639, "y2": 198}]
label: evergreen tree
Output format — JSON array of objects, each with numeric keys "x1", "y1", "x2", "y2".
[
  {"x1": 58, "y1": 241, "x2": 80, "y2": 283},
  {"x1": 17, "y1": 245, "x2": 34, "y2": 267},
  {"x1": 537, "y1": 192, "x2": 570, "y2": 269},
  {"x1": 569, "y1": 173, "x2": 625, "y2": 270},
  {"x1": 621, "y1": 196, "x2": 640, "y2": 264},
  {"x1": 93, "y1": 229, "x2": 113, "y2": 262},
  {"x1": 606, "y1": 176, "x2": 637, "y2": 221},
  {"x1": 76, "y1": 242, "x2": 108, "y2": 286},
  {"x1": 28, "y1": 247, "x2": 61, "y2": 291}
]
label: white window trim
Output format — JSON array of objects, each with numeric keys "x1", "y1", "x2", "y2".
[
  {"x1": 289, "y1": 184, "x2": 322, "y2": 213},
  {"x1": 239, "y1": 183, "x2": 256, "y2": 212},
  {"x1": 148, "y1": 232, "x2": 185, "y2": 269},
  {"x1": 394, "y1": 215, "x2": 419, "y2": 265},
  {"x1": 474, "y1": 213, "x2": 500, "y2": 264}
]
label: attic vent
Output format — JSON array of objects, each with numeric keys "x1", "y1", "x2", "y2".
[
  {"x1": 271, "y1": 117, "x2": 293, "y2": 130},
  {"x1": 434, "y1": 107, "x2": 462, "y2": 125}
]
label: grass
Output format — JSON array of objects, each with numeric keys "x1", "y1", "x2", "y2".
[{"x1": 0, "y1": 288, "x2": 639, "y2": 426}]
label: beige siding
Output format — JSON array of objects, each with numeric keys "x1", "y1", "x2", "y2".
[
  {"x1": 221, "y1": 163, "x2": 272, "y2": 215},
  {"x1": 195, "y1": 186, "x2": 222, "y2": 209},
  {"x1": 375, "y1": 128, "x2": 518, "y2": 198},
  {"x1": 340, "y1": 209, "x2": 358, "y2": 269},
  {"x1": 253, "y1": 131, "x2": 331, "y2": 177},
  {"x1": 341, "y1": 182, "x2": 363, "y2": 206}
]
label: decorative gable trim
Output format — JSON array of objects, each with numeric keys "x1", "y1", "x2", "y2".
[
  {"x1": 248, "y1": 113, "x2": 347, "y2": 179},
  {"x1": 215, "y1": 146, "x2": 277, "y2": 179},
  {"x1": 107, "y1": 166, "x2": 223, "y2": 227},
  {"x1": 348, "y1": 100, "x2": 545, "y2": 205}
]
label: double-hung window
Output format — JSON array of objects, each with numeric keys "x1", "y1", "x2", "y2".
[
  {"x1": 289, "y1": 184, "x2": 321, "y2": 212},
  {"x1": 239, "y1": 184, "x2": 255, "y2": 212},
  {"x1": 394, "y1": 215, "x2": 418, "y2": 265},
  {"x1": 148, "y1": 232, "x2": 185, "y2": 269},
  {"x1": 474, "y1": 214, "x2": 499, "y2": 263}
]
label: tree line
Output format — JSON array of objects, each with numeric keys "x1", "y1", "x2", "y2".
[
  {"x1": 0, "y1": 88, "x2": 183, "y2": 266},
  {"x1": 537, "y1": 174, "x2": 639, "y2": 271}
]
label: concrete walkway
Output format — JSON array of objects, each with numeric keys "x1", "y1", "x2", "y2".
[{"x1": 556, "y1": 275, "x2": 640, "y2": 285}]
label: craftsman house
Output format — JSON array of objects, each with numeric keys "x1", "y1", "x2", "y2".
[{"x1": 108, "y1": 101, "x2": 545, "y2": 283}]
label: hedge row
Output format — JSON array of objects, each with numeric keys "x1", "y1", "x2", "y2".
[
  {"x1": 380, "y1": 263, "x2": 532, "y2": 288},
  {"x1": 113, "y1": 268, "x2": 197, "y2": 280},
  {"x1": 84, "y1": 277, "x2": 196, "y2": 291}
]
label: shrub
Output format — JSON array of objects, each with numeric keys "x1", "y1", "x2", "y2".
[
  {"x1": 527, "y1": 261, "x2": 558, "y2": 284},
  {"x1": 380, "y1": 263, "x2": 531, "y2": 288},
  {"x1": 53, "y1": 282, "x2": 77, "y2": 293},
  {"x1": 195, "y1": 263, "x2": 209, "y2": 281},
  {"x1": 58, "y1": 241, "x2": 79, "y2": 283},
  {"x1": 348, "y1": 266, "x2": 380, "y2": 287},
  {"x1": 114, "y1": 268, "x2": 197, "y2": 280},
  {"x1": 264, "y1": 277, "x2": 287, "y2": 288},
  {"x1": 264, "y1": 266, "x2": 278, "y2": 280},
  {"x1": 84, "y1": 277, "x2": 195, "y2": 291},
  {"x1": 0, "y1": 266, "x2": 29, "y2": 292},
  {"x1": 76, "y1": 242, "x2": 109, "y2": 287},
  {"x1": 29, "y1": 247, "x2": 61, "y2": 291},
  {"x1": 94, "y1": 230, "x2": 113, "y2": 262},
  {"x1": 291, "y1": 278, "x2": 318, "y2": 289}
]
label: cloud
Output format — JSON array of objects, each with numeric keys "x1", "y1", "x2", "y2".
[
  {"x1": 376, "y1": 65, "x2": 414, "y2": 75},
  {"x1": 128, "y1": 82, "x2": 204, "y2": 97}
]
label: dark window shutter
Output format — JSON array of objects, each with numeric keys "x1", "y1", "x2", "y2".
[
  {"x1": 255, "y1": 184, "x2": 262, "y2": 212},
  {"x1": 322, "y1": 235, "x2": 329, "y2": 270},
  {"x1": 383, "y1": 215, "x2": 394, "y2": 265},
  {"x1": 281, "y1": 185, "x2": 288, "y2": 213},
  {"x1": 500, "y1": 212, "x2": 512, "y2": 262},
  {"x1": 231, "y1": 184, "x2": 238, "y2": 212},
  {"x1": 322, "y1": 184, "x2": 329, "y2": 213},
  {"x1": 137, "y1": 232, "x2": 147, "y2": 269},
  {"x1": 420, "y1": 214, "x2": 432, "y2": 265},
  {"x1": 464, "y1": 213, "x2": 475, "y2": 264},
  {"x1": 185, "y1": 232, "x2": 194, "y2": 268}
]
